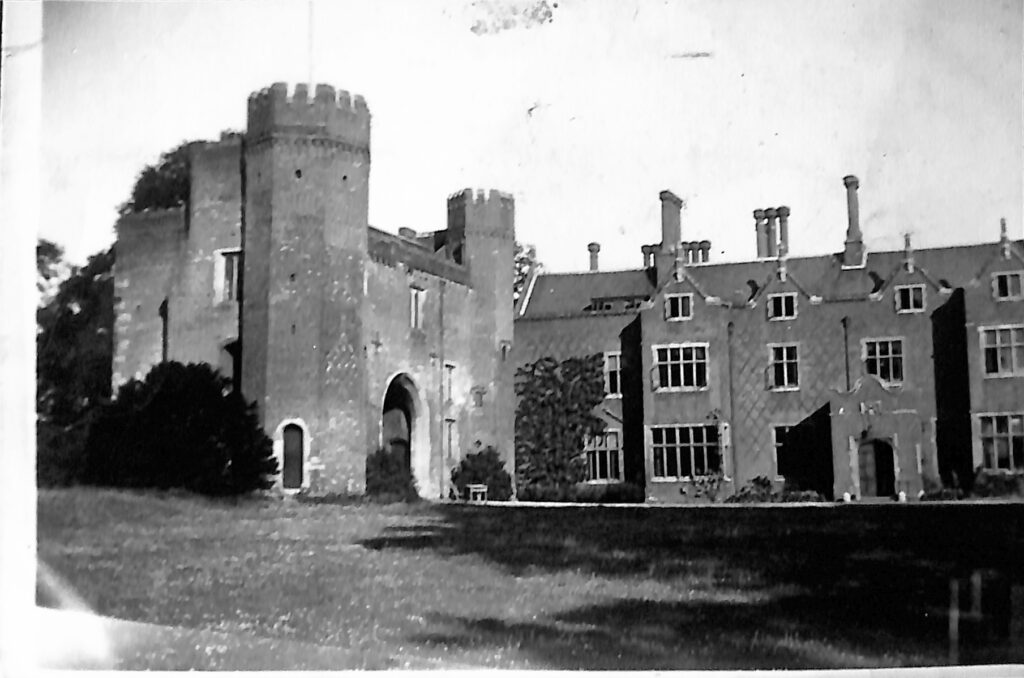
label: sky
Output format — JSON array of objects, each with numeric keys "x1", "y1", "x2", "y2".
[{"x1": 41, "y1": 0, "x2": 1023, "y2": 272}]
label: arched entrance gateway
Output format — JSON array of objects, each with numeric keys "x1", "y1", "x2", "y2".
[{"x1": 381, "y1": 374, "x2": 432, "y2": 498}]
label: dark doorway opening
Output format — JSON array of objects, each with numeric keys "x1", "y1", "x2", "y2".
[
  {"x1": 382, "y1": 379, "x2": 413, "y2": 472},
  {"x1": 283, "y1": 423, "x2": 304, "y2": 489},
  {"x1": 777, "y1": 402, "x2": 835, "y2": 500},
  {"x1": 859, "y1": 438, "x2": 896, "y2": 498}
]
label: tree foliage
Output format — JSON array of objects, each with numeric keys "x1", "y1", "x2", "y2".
[
  {"x1": 36, "y1": 238, "x2": 69, "y2": 304},
  {"x1": 82, "y1": 362, "x2": 277, "y2": 496},
  {"x1": 513, "y1": 242, "x2": 539, "y2": 305},
  {"x1": 450, "y1": 445, "x2": 513, "y2": 501},
  {"x1": 119, "y1": 141, "x2": 191, "y2": 214},
  {"x1": 514, "y1": 354, "x2": 607, "y2": 494},
  {"x1": 365, "y1": 447, "x2": 420, "y2": 503}
]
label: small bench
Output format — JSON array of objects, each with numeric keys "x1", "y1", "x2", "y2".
[{"x1": 466, "y1": 484, "x2": 488, "y2": 502}]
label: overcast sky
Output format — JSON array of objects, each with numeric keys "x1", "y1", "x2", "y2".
[{"x1": 42, "y1": 0, "x2": 1022, "y2": 272}]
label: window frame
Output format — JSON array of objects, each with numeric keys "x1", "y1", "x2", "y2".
[
  {"x1": 603, "y1": 351, "x2": 622, "y2": 398},
  {"x1": 767, "y1": 342, "x2": 800, "y2": 391},
  {"x1": 771, "y1": 424, "x2": 794, "y2": 482},
  {"x1": 978, "y1": 412, "x2": 1024, "y2": 472},
  {"x1": 980, "y1": 324, "x2": 1024, "y2": 378},
  {"x1": 410, "y1": 285, "x2": 426, "y2": 329},
  {"x1": 862, "y1": 336, "x2": 906, "y2": 386},
  {"x1": 894, "y1": 283, "x2": 926, "y2": 314},
  {"x1": 651, "y1": 342, "x2": 709, "y2": 392},
  {"x1": 992, "y1": 271, "x2": 1024, "y2": 301},
  {"x1": 585, "y1": 428, "x2": 623, "y2": 483},
  {"x1": 766, "y1": 292, "x2": 798, "y2": 321},
  {"x1": 650, "y1": 423, "x2": 722, "y2": 481},
  {"x1": 664, "y1": 293, "x2": 694, "y2": 322},
  {"x1": 213, "y1": 247, "x2": 241, "y2": 305}
]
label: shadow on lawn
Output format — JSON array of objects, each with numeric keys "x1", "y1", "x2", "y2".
[{"x1": 362, "y1": 503, "x2": 1024, "y2": 668}]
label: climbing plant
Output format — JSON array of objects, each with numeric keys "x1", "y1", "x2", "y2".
[{"x1": 514, "y1": 354, "x2": 607, "y2": 495}]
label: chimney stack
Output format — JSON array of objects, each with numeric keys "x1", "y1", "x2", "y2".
[
  {"x1": 659, "y1": 190, "x2": 683, "y2": 253},
  {"x1": 699, "y1": 240, "x2": 711, "y2": 263},
  {"x1": 754, "y1": 209, "x2": 768, "y2": 258},
  {"x1": 765, "y1": 208, "x2": 779, "y2": 258},
  {"x1": 587, "y1": 242, "x2": 601, "y2": 271},
  {"x1": 641, "y1": 244, "x2": 653, "y2": 268},
  {"x1": 843, "y1": 175, "x2": 864, "y2": 265},
  {"x1": 777, "y1": 206, "x2": 790, "y2": 256}
]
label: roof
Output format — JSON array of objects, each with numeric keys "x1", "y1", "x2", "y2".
[
  {"x1": 519, "y1": 269, "x2": 655, "y2": 318},
  {"x1": 518, "y1": 240, "x2": 1024, "y2": 318}
]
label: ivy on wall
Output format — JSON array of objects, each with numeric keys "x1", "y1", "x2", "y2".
[{"x1": 514, "y1": 354, "x2": 607, "y2": 493}]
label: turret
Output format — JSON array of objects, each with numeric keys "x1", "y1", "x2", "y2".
[{"x1": 241, "y1": 82, "x2": 372, "y2": 493}]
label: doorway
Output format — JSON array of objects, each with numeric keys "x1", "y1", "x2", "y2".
[
  {"x1": 282, "y1": 423, "x2": 304, "y2": 489},
  {"x1": 381, "y1": 374, "x2": 430, "y2": 497},
  {"x1": 858, "y1": 438, "x2": 896, "y2": 498}
]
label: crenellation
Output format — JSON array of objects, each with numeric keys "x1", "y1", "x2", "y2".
[{"x1": 247, "y1": 81, "x2": 371, "y2": 148}]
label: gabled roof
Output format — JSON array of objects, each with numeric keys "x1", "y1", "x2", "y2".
[{"x1": 516, "y1": 239, "x2": 1024, "y2": 319}]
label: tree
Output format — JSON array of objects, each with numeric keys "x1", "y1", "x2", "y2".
[
  {"x1": 119, "y1": 141, "x2": 191, "y2": 214},
  {"x1": 36, "y1": 238, "x2": 69, "y2": 304},
  {"x1": 36, "y1": 245, "x2": 115, "y2": 485},
  {"x1": 82, "y1": 362, "x2": 278, "y2": 496},
  {"x1": 513, "y1": 241, "x2": 539, "y2": 305},
  {"x1": 514, "y1": 354, "x2": 607, "y2": 495}
]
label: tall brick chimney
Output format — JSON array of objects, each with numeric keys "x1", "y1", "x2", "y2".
[
  {"x1": 765, "y1": 208, "x2": 779, "y2": 258},
  {"x1": 754, "y1": 209, "x2": 768, "y2": 258},
  {"x1": 659, "y1": 190, "x2": 683, "y2": 253},
  {"x1": 843, "y1": 175, "x2": 864, "y2": 266},
  {"x1": 587, "y1": 242, "x2": 600, "y2": 271},
  {"x1": 777, "y1": 206, "x2": 790, "y2": 256}
]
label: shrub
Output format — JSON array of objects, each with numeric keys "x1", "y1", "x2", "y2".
[
  {"x1": 572, "y1": 482, "x2": 645, "y2": 504},
  {"x1": 726, "y1": 476, "x2": 826, "y2": 504},
  {"x1": 450, "y1": 446, "x2": 513, "y2": 501},
  {"x1": 517, "y1": 483, "x2": 575, "y2": 502},
  {"x1": 365, "y1": 447, "x2": 419, "y2": 503},
  {"x1": 81, "y1": 362, "x2": 277, "y2": 496},
  {"x1": 920, "y1": 488, "x2": 966, "y2": 501},
  {"x1": 970, "y1": 469, "x2": 1024, "y2": 498},
  {"x1": 37, "y1": 420, "x2": 89, "y2": 487}
]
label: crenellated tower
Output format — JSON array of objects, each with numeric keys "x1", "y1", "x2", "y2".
[
  {"x1": 446, "y1": 189, "x2": 516, "y2": 474},
  {"x1": 242, "y1": 82, "x2": 372, "y2": 493}
]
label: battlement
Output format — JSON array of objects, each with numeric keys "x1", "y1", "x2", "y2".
[
  {"x1": 447, "y1": 188, "x2": 515, "y2": 209},
  {"x1": 246, "y1": 82, "x2": 371, "y2": 150}
]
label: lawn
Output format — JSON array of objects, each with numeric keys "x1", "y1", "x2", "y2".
[{"x1": 37, "y1": 488, "x2": 1024, "y2": 670}]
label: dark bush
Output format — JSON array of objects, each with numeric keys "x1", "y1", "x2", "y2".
[
  {"x1": 37, "y1": 420, "x2": 89, "y2": 487},
  {"x1": 726, "y1": 476, "x2": 827, "y2": 504},
  {"x1": 81, "y1": 362, "x2": 277, "y2": 496},
  {"x1": 517, "y1": 483, "x2": 576, "y2": 502},
  {"x1": 971, "y1": 469, "x2": 1024, "y2": 498},
  {"x1": 572, "y1": 482, "x2": 645, "y2": 504},
  {"x1": 365, "y1": 447, "x2": 419, "y2": 503},
  {"x1": 450, "y1": 446, "x2": 513, "y2": 501}
]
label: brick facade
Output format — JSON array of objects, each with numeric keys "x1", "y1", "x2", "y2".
[
  {"x1": 515, "y1": 182, "x2": 1024, "y2": 502},
  {"x1": 113, "y1": 82, "x2": 514, "y2": 498}
]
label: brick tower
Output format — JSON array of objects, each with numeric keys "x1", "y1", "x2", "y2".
[{"x1": 242, "y1": 82, "x2": 372, "y2": 493}]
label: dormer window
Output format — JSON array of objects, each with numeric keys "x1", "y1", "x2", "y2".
[
  {"x1": 993, "y1": 271, "x2": 1024, "y2": 301},
  {"x1": 767, "y1": 293, "x2": 797, "y2": 320},
  {"x1": 894, "y1": 284, "x2": 925, "y2": 313},
  {"x1": 664, "y1": 293, "x2": 693, "y2": 321}
]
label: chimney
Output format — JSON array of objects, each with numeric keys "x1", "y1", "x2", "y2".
[
  {"x1": 843, "y1": 175, "x2": 864, "y2": 265},
  {"x1": 765, "y1": 208, "x2": 779, "y2": 258},
  {"x1": 777, "y1": 206, "x2": 790, "y2": 256},
  {"x1": 587, "y1": 242, "x2": 600, "y2": 271},
  {"x1": 699, "y1": 240, "x2": 711, "y2": 263},
  {"x1": 754, "y1": 209, "x2": 768, "y2": 258},
  {"x1": 659, "y1": 190, "x2": 683, "y2": 253}
]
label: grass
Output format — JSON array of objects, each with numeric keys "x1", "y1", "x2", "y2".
[{"x1": 37, "y1": 487, "x2": 1024, "y2": 670}]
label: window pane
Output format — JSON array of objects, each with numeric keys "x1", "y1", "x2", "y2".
[
  {"x1": 985, "y1": 347, "x2": 1000, "y2": 374},
  {"x1": 981, "y1": 416, "x2": 994, "y2": 437},
  {"x1": 983, "y1": 438, "x2": 995, "y2": 469},
  {"x1": 607, "y1": 431, "x2": 619, "y2": 448},
  {"x1": 706, "y1": 426, "x2": 719, "y2": 444},
  {"x1": 695, "y1": 362, "x2": 707, "y2": 387},
  {"x1": 652, "y1": 428, "x2": 664, "y2": 445},
  {"x1": 610, "y1": 451, "x2": 620, "y2": 479},
  {"x1": 658, "y1": 364, "x2": 669, "y2": 388},
  {"x1": 666, "y1": 447, "x2": 679, "y2": 477},
  {"x1": 676, "y1": 446, "x2": 690, "y2": 477},
  {"x1": 787, "y1": 362, "x2": 799, "y2": 385},
  {"x1": 913, "y1": 287, "x2": 923, "y2": 307},
  {"x1": 664, "y1": 427, "x2": 677, "y2": 445},
  {"x1": 692, "y1": 446, "x2": 705, "y2": 475},
  {"x1": 657, "y1": 348, "x2": 668, "y2": 363},
  {"x1": 1013, "y1": 437, "x2": 1024, "y2": 471},
  {"x1": 997, "y1": 438, "x2": 1010, "y2": 468},
  {"x1": 892, "y1": 357, "x2": 903, "y2": 381},
  {"x1": 707, "y1": 444, "x2": 721, "y2": 473},
  {"x1": 653, "y1": 448, "x2": 665, "y2": 477}
]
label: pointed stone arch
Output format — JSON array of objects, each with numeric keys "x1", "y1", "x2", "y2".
[{"x1": 381, "y1": 373, "x2": 433, "y2": 498}]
